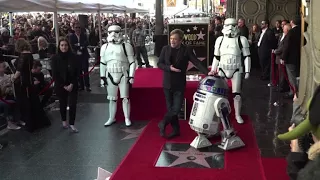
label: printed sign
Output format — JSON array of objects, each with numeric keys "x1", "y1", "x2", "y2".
[{"x1": 168, "y1": 23, "x2": 209, "y2": 73}]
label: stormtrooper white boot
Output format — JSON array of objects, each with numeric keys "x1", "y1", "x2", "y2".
[
  {"x1": 122, "y1": 98, "x2": 132, "y2": 126},
  {"x1": 233, "y1": 95, "x2": 244, "y2": 124},
  {"x1": 104, "y1": 100, "x2": 117, "y2": 126}
]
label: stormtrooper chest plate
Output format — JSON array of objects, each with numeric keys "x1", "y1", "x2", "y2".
[
  {"x1": 219, "y1": 38, "x2": 242, "y2": 70},
  {"x1": 103, "y1": 44, "x2": 128, "y2": 63}
]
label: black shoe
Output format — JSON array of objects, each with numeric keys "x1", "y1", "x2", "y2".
[
  {"x1": 167, "y1": 115, "x2": 180, "y2": 139},
  {"x1": 85, "y1": 87, "x2": 91, "y2": 92},
  {"x1": 146, "y1": 65, "x2": 153, "y2": 68},
  {"x1": 167, "y1": 131, "x2": 180, "y2": 139},
  {"x1": 158, "y1": 121, "x2": 166, "y2": 137}
]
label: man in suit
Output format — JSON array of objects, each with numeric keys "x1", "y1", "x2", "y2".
[
  {"x1": 157, "y1": 29, "x2": 210, "y2": 139},
  {"x1": 238, "y1": 18, "x2": 249, "y2": 39},
  {"x1": 69, "y1": 22, "x2": 91, "y2": 92},
  {"x1": 257, "y1": 20, "x2": 277, "y2": 81},
  {"x1": 281, "y1": 18, "x2": 306, "y2": 99},
  {"x1": 274, "y1": 24, "x2": 291, "y2": 91}
]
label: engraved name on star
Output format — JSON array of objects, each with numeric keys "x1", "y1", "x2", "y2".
[
  {"x1": 121, "y1": 126, "x2": 145, "y2": 140},
  {"x1": 164, "y1": 147, "x2": 221, "y2": 168},
  {"x1": 193, "y1": 26, "x2": 198, "y2": 31},
  {"x1": 196, "y1": 31, "x2": 205, "y2": 40}
]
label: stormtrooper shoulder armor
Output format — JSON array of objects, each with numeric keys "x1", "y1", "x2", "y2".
[
  {"x1": 214, "y1": 36, "x2": 224, "y2": 56},
  {"x1": 215, "y1": 36, "x2": 224, "y2": 48},
  {"x1": 100, "y1": 43, "x2": 108, "y2": 57},
  {"x1": 239, "y1": 36, "x2": 250, "y2": 56},
  {"x1": 239, "y1": 36, "x2": 250, "y2": 48},
  {"x1": 122, "y1": 43, "x2": 134, "y2": 56}
]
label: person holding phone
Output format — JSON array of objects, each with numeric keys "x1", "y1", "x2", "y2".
[{"x1": 157, "y1": 29, "x2": 210, "y2": 139}]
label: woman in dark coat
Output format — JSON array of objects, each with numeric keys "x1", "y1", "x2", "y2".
[
  {"x1": 51, "y1": 37, "x2": 79, "y2": 133},
  {"x1": 12, "y1": 38, "x2": 51, "y2": 132}
]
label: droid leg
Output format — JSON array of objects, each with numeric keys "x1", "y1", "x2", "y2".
[
  {"x1": 214, "y1": 98, "x2": 245, "y2": 150},
  {"x1": 190, "y1": 133, "x2": 212, "y2": 149},
  {"x1": 119, "y1": 76, "x2": 131, "y2": 126},
  {"x1": 231, "y1": 72, "x2": 244, "y2": 124},
  {"x1": 104, "y1": 78, "x2": 118, "y2": 127}
]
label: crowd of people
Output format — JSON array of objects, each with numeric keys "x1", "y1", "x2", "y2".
[{"x1": 0, "y1": 12, "x2": 158, "y2": 138}]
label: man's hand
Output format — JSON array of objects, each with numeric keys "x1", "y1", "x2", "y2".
[
  {"x1": 101, "y1": 77, "x2": 108, "y2": 86},
  {"x1": 170, "y1": 65, "x2": 181, "y2": 72},
  {"x1": 34, "y1": 80, "x2": 40, "y2": 85},
  {"x1": 67, "y1": 84, "x2": 73, "y2": 92},
  {"x1": 280, "y1": 59, "x2": 285, "y2": 65},
  {"x1": 288, "y1": 124, "x2": 302, "y2": 152},
  {"x1": 244, "y1": 73, "x2": 250, "y2": 79},
  {"x1": 208, "y1": 71, "x2": 216, "y2": 76}
]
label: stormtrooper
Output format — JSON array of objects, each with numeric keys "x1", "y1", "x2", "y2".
[
  {"x1": 209, "y1": 18, "x2": 251, "y2": 124},
  {"x1": 189, "y1": 75, "x2": 245, "y2": 150},
  {"x1": 100, "y1": 25, "x2": 136, "y2": 127}
]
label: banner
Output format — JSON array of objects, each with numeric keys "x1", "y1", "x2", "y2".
[
  {"x1": 167, "y1": 0, "x2": 177, "y2": 7},
  {"x1": 167, "y1": 23, "x2": 209, "y2": 73}
]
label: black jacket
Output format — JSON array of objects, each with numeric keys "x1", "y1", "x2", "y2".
[
  {"x1": 51, "y1": 53, "x2": 79, "y2": 92},
  {"x1": 157, "y1": 44, "x2": 208, "y2": 91}
]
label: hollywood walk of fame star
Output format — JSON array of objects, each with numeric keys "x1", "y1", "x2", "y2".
[
  {"x1": 121, "y1": 126, "x2": 145, "y2": 140},
  {"x1": 96, "y1": 167, "x2": 112, "y2": 180},
  {"x1": 187, "y1": 29, "x2": 190, "y2": 32},
  {"x1": 187, "y1": 57, "x2": 206, "y2": 70},
  {"x1": 164, "y1": 147, "x2": 221, "y2": 168},
  {"x1": 193, "y1": 26, "x2": 198, "y2": 31},
  {"x1": 196, "y1": 31, "x2": 205, "y2": 40}
]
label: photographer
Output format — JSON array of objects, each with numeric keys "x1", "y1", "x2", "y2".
[{"x1": 278, "y1": 86, "x2": 320, "y2": 180}]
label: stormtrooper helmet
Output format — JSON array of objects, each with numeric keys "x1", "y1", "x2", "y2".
[
  {"x1": 107, "y1": 25, "x2": 123, "y2": 43},
  {"x1": 222, "y1": 18, "x2": 240, "y2": 38}
]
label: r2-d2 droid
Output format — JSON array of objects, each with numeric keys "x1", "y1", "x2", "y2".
[{"x1": 189, "y1": 76, "x2": 245, "y2": 150}]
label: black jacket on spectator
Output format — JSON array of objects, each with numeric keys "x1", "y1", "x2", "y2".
[{"x1": 51, "y1": 52, "x2": 79, "y2": 93}]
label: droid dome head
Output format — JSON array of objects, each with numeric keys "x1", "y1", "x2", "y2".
[
  {"x1": 222, "y1": 18, "x2": 240, "y2": 38},
  {"x1": 198, "y1": 76, "x2": 229, "y2": 98},
  {"x1": 107, "y1": 25, "x2": 123, "y2": 44}
]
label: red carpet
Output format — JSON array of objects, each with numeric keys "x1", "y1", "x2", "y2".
[
  {"x1": 110, "y1": 116, "x2": 265, "y2": 180},
  {"x1": 116, "y1": 68, "x2": 231, "y2": 120},
  {"x1": 261, "y1": 158, "x2": 289, "y2": 180}
]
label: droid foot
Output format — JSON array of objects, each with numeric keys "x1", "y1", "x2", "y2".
[
  {"x1": 104, "y1": 119, "x2": 116, "y2": 127},
  {"x1": 190, "y1": 134, "x2": 212, "y2": 149},
  {"x1": 235, "y1": 116, "x2": 244, "y2": 124},
  {"x1": 218, "y1": 135, "x2": 245, "y2": 151},
  {"x1": 125, "y1": 119, "x2": 132, "y2": 127}
]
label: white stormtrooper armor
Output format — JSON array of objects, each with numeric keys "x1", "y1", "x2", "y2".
[
  {"x1": 210, "y1": 18, "x2": 251, "y2": 124},
  {"x1": 100, "y1": 25, "x2": 136, "y2": 127},
  {"x1": 189, "y1": 76, "x2": 245, "y2": 150}
]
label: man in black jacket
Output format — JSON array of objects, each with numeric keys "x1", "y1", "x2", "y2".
[{"x1": 157, "y1": 29, "x2": 209, "y2": 139}]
